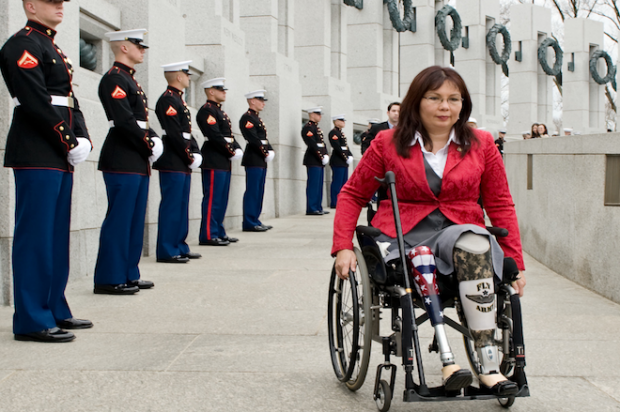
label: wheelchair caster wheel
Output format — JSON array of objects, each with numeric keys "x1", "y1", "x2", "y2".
[
  {"x1": 498, "y1": 396, "x2": 515, "y2": 408},
  {"x1": 375, "y1": 380, "x2": 391, "y2": 412}
]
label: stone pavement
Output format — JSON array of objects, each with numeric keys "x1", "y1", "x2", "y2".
[{"x1": 0, "y1": 213, "x2": 619, "y2": 412}]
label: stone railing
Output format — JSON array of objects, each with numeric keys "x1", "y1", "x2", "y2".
[{"x1": 504, "y1": 133, "x2": 620, "y2": 304}]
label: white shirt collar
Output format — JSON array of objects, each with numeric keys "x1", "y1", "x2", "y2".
[{"x1": 411, "y1": 129, "x2": 457, "y2": 150}]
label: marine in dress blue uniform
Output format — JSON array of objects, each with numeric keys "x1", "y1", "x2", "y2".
[
  {"x1": 240, "y1": 90, "x2": 275, "y2": 232},
  {"x1": 0, "y1": 0, "x2": 93, "y2": 342},
  {"x1": 153, "y1": 61, "x2": 203, "y2": 263},
  {"x1": 302, "y1": 107, "x2": 329, "y2": 215},
  {"x1": 327, "y1": 114, "x2": 353, "y2": 208},
  {"x1": 94, "y1": 29, "x2": 162, "y2": 295},
  {"x1": 196, "y1": 78, "x2": 243, "y2": 246}
]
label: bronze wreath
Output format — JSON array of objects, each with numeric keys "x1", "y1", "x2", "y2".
[{"x1": 435, "y1": 5, "x2": 462, "y2": 52}]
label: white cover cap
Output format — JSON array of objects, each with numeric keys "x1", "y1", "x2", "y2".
[
  {"x1": 245, "y1": 89, "x2": 267, "y2": 100},
  {"x1": 498, "y1": 129, "x2": 507, "y2": 133},
  {"x1": 332, "y1": 114, "x2": 346, "y2": 121},
  {"x1": 563, "y1": 127, "x2": 573, "y2": 132},
  {"x1": 368, "y1": 118, "x2": 381, "y2": 124},
  {"x1": 307, "y1": 106, "x2": 323, "y2": 114},
  {"x1": 161, "y1": 60, "x2": 193, "y2": 74},
  {"x1": 467, "y1": 117, "x2": 477, "y2": 124},
  {"x1": 201, "y1": 78, "x2": 227, "y2": 90},
  {"x1": 105, "y1": 29, "x2": 149, "y2": 48}
]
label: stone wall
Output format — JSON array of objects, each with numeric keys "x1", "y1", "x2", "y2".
[{"x1": 504, "y1": 134, "x2": 620, "y2": 303}]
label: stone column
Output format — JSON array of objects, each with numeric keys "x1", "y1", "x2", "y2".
[
  {"x1": 507, "y1": 4, "x2": 553, "y2": 136},
  {"x1": 399, "y1": 0, "x2": 436, "y2": 95},
  {"x1": 563, "y1": 18, "x2": 606, "y2": 134},
  {"x1": 453, "y1": 0, "x2": 502, "y2": 133},
  {"x1": 294, "y1": 0, "x2": 352, "y2": 209},
  {"x1": 239, "y1": 0, "x2": 304, "y2": 217}
]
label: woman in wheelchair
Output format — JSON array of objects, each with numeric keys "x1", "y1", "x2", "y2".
[{"x1": 332, "y1": 66, "x2": 526, "y2": 397}]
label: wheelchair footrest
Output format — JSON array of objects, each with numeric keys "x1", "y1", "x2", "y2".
[{"x1": 403, "y1": 384, "x2": 530, "y2": 402}]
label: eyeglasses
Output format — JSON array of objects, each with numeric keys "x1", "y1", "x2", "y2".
[{"x1": 422, "y1": 96, "x2": 464, "y2": 106}]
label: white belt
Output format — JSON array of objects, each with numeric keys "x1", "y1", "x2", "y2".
[
  {"x1": 341, "y1": 146, "x2": 348, "y2": 150},
  {"x1": 224, "y1": 137, "x2": 234, "y2": 143},
  {"x1": 13, "y1": 95, "x2": 75, "y2": 108},
  {"x1": 109, "y1": 120, "x2": 149, "y2": 130},
  {"x1": 163, "y1": 132, "x2": 192, "y2": 140},
  {"x1": 317, "y1": 143, "x2": 325, "y2": 148},
  {"x1": 261, "y1": 140, "x2": 269, "y2": 145}
]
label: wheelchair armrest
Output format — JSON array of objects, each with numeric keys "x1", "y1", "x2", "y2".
[
  {"x1": 486, "y1": 226, "x2": 509, "y2": 238},
  {"x1": 356, "y1": 225, "x2": 382, "y2": 238}
]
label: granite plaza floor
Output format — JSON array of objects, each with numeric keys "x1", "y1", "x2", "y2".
[{"x1": 0, "y1": 212, "x2": 619, "y2": 411}]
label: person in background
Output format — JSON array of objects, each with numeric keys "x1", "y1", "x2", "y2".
[
  {"x1": 563, "y1": 128, "x2": 573, "y2": 136},
  {"x1": 530, "y1": 123, "x2": 540, "y2": 138},
  {"x1": 537, "y1": 124, "x2": 549, "y2": 138},
  {"x1": 495, "y1": 129, "x2": 506, "y2": 155},
  {"x1": 361, "y1": 103, "x2": 400, "y2": 154},
  {"x1": 302, "y1": 107, "x2": 329, "y2": 215},
  {"x1": 328, "y1": 114, "x2": 353, "y2": 208},
  {"x1": 466, "y1": 117, "x2": 477, "y2": 128}
]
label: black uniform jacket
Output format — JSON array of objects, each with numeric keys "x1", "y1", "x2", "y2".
[
  {"x1": 196, "y1": 100, "x2": 241, "y2": 171},
  {"x1": 240, "y1": 109, "x2": 273, "y2": 168},
  {"x1": 0, "y1": 21, "x2": 90, "y2": 171},
  {"x1": 301, "y1": 120, "x2": 327, "y2": 167},
  {"x1": 328, "y1": 127, "x2": 353, "y2": 168},
  {"x1": 361, "y1": 121, "x2": 390, "y2": 154},
  {"x1": 98, "y1": 62, "x2": 157, "y2": 175},
  {"x1": 153, "y1": 86, "x2": 200, "y2": 173}
]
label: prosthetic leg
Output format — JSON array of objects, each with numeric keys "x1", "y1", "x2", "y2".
[
  {"x1": 408, "y1": 246, "x2": 473, "y2": 391},
  {"x1": 453, "y1": 233, "x2": 518, "y2": 396}
]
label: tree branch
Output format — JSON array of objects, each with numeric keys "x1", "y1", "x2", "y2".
[{"x1": 605, "y1": 84, "x2": 617, "y2": 112}]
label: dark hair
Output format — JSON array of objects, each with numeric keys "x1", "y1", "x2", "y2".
[
  {"x1": 387, "y1": 102, "x2": 401, "y2": 111},
  {"x1": 393, "y1": 66, "x2": 476, "y2": 158},
  {"x1": 539, "y1": 123, "x2": 548, "y2": 135},
  {"x1": 530, "y1": 123, "x2": 540, "y2": 138}
]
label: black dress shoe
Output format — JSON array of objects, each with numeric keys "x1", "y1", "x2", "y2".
[
  {"x1": 182, "y1": 252, "x2": 202, "y2": 259},
  {"x1": 157, "y1": 255, "x2": 190, "y2": 263},
  {"x1": 56, "y1": 318, "x2": 93, "y2": 329},
  {"x1": 261, "y1": 225, "x2": 273, "y2": 230},
  {"x1": 128, "y1": 279, "x2": 154, "y2": 289},
  {"x1": 222, "y1": 236, "x2": 238, "y2": 243},
  {"x1": 322, "y1": 210, "x2": 330, "y2": 214},
  {"x1": 94, "y1": 284, "x2": 140, "y2": 295},
  {"x1": 306, "y1": 211, "x2": 323, "y2": 216},
  {"x1": 15, "y1": 327, "x2": 75, "y2": 343},
  {"x1": 443, "y1": 369, "x2": 473, "y2": 391},
  {"x1": 243, "y1": 225, "x2": 268, "y2": 232},
  {"x1": 199, "y1": 238, "x2": 230, "y2": 246},
  {"x1": 482, "y1": 379, "x2": 519, "y2": 396}
]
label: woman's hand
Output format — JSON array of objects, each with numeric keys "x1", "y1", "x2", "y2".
[
  {"x1": 335, "y1": 249, "x2": 357, "y2": 280},
  {"x1": 512, "y1": 271, "x2": 526, "y2": 297}
]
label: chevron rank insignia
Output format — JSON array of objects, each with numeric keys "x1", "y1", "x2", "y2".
[
  {"x1": 166, "y1": 106, "x2": 178, "y2": 116},
  {"x1": 245, "y1": 121, "x2": 254, "y2": 129},
  {"x1": 307, "y1": 131, "x2": 313, "y2": 137},
  {"x1": 207, "y1": 115, "x2": 217, "y2": 125},
  {"x1": 17, "y1": 51, "x2": 38, "y2": 69},
  {"x1": 111, "y1": 86, "x2": 127, "y2": 99}
]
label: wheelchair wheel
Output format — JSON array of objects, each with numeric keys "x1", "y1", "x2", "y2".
[
  {"x1": 498, "y1": 396, "x2": 516, "y2": 408},
  {"x1": 327, "y1": 247, "x2": 374, "y2": 391},
  {"x1": 375, "y1": 380, "x2": 392, "y2": 412}
]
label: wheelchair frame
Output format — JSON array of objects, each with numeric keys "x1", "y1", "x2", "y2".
[{"x1": 327, "y1": 171, "x2": 529, "y2": 411}]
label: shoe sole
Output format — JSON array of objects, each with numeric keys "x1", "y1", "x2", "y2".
[
  {"x1": 56, "y1": 324, "x2": 93, "y2": 330},
  {"x1": 444, "y1": 370, "x2": 473, "y2": 391},
  {"x1": 156, "y1": 260, "x2": 189, "y2": 263},
  {"x1": 93, "y1": 289, "x2": 139, "y2": 295},
  {"x1": 198, "y1": 243, "x2": 229, "y2": 246},
  {"x1": 14, "y1": 334, "x2": 75, "y2": 343}
]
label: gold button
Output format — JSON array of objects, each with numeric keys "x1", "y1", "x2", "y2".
[
  {"x1": 46, "y1": 29, "x2": 52, "y2": 36},
  {"x1": 457, "y1": 147, "x2": 463, "y2": 152},
  {"x1": 25, "y1": 26, "x2": 30, "y2": 30},
  {"x1": 66, "y1": 136, "x2": 70, "y2": 140},
  {"x1": 59, "y1": 126, "x2": 64, "y2": 131},
  {"x1": 52, "y1": 59, "x2": 56, "y2": 64},
  {"x1": 69, "y1": 92, "x2": 73, "y2": 97}
]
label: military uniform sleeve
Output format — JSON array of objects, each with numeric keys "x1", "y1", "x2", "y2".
[
  {"x1": 99, "y1": 73, "x2": 153, "y2": 157},
  {"x1": 240, "y1": 114, "x2": 268, "y2": 157},
  {"x1": 329, "y1": 130, "x2": 347, "y2": 161},
  {"x1": 3, "y1": 36, "x2": 78, "y2": 153},
  {"x1": 361, "y1": 125, "x2": 379, "y2": 154},
  {"x1": 156, "y1": 95, "x2": 192, "y2": 164},
  {"x1": 71, "y1": 96, "x2": 91, "y2": 141},
  {"x1": 197, "y1": 106, "x2": 236, "y2": 158},
  {"x1": 301, "y1": 123, "x2": 323, "y2": 161}
]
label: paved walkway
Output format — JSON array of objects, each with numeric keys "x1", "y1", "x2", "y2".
[{"x1": 0, "y1": 213, "x2": 619, "y2": 411}]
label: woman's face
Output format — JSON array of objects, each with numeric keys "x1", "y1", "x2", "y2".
[
  {"x1": 538, "y1": 124, "x2": 545, "y2": 134},
  {"x1": 419, "y1": 80, "x2": 463, "y2": 135}
]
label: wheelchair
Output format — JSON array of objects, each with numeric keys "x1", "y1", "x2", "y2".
[{"x1": 327, "y1": 172, "x2": 529, "y2": 411}]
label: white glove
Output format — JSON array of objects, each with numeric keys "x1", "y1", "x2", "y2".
[
  {"x1": 149, "y1": 137, "x2": 163, "y2": 164},
  {"x1": 266, "y1": 150, "x2": 275, "y2": 163},
  {"x1": 189, "y1": 153, "x2": 202, "y2": 170},
  {"x1": 231, "y1": 148, "x2": 243, "y2": 161},
  {"x1": 346, "y1": 156, "x2": 353, "y2": 165},
  {"x1": 67, "y1": 137, "x2": 92, "y2": 166},
  {"x1": 322, "y1": 154, "x2": 329, "y2": 166}
]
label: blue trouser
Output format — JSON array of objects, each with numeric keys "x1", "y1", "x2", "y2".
[
  {"x1": 12, "y1": 169, "x2": 73, "y2": 334},
  {"x1": 243, "y1": 167, "x2": 267, "y2": 230},
  {"x1": 306, "y1": 166, "x2": 324, "y2": 213},
  {"x1": 330, "y1": 166, "x2": 349, "y2": 208},
  {"x1": 156, "y1": 171, "x2": 191, "y2": 259},
  {"x1": 94, "y1": 173, "x2": 149, "y2": 286},
  {"x1": 200, "y1": 169, "x2": 231, "y2": 241}
]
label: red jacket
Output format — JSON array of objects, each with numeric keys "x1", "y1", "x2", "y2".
[{"x1": 332, "y1": 128, "x2": 525, "y2": 271}]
